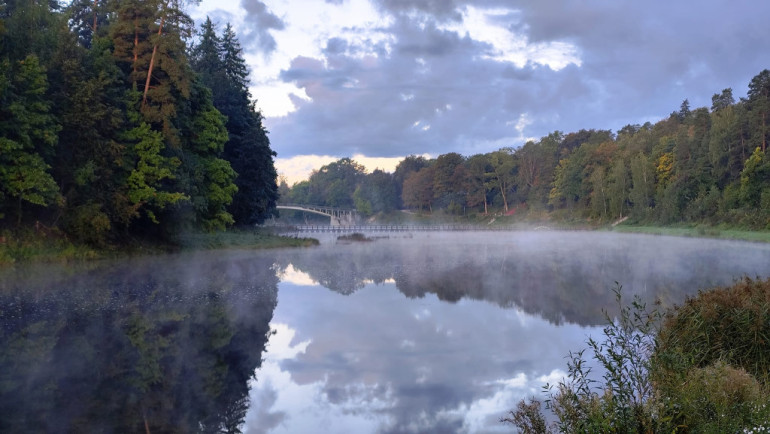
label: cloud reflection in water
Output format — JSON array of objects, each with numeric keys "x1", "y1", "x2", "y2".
[
  {"x1": 247, "y1": 231, "x2": 770, "y2": 433},
  {"x1": 247, "y1": 280, "x2": 597, "y2": 434}
]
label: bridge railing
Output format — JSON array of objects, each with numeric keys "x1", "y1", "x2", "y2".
[
  {"x1": 277, "y1": 203, "x2": 358, "y2": 213},
  {"x1": 270, "y1": 224, "x2": 524, "y2": 233}
]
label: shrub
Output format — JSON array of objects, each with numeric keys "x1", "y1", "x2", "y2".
[
  {"x1": 653, "y1": 277, "x2": 770, "y2": 432},
  {"x1": 504, "y1": 279, "x2": 770, "y2": 433},
  {"x1": 337, "y1": 233, "x2": 372, "y2": 242},
  {"x1": 61, "y1": 203, "x2": 111, "y2": 245},
  {"x1": 501, "y1": 398, "x2": 549, "y2": 434},
  {"x1": 654, "y1": 277, "x2": 770, "y2": 386},
  {"x1": 504, "y1": 285, "x2": 661, "y2": 433},
  {"x1": 661, "y1": 361, "x2": 767, "y2": 433}
]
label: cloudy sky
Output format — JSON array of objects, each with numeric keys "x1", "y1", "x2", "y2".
[{"x1": 190, "y1": 0, "x2": 770, "y2": 184}]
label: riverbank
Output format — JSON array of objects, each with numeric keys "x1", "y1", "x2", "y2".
[
  {"x1": 609, "y1": 223, "x2": 770, "y2": 243},
  {"x1": 354, "y1": 210, "x2": 770, "y2": 243},
  {"x1": 0, "y1": 228, "x2": 318, "y2": 266}
]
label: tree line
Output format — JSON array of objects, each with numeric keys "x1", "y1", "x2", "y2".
[
  {"x1": 0, "y1": 0, "x2": 279, "y2": 245},
  {"x1": 283, "y1": 71, "x2": 770, "y2": 228}
]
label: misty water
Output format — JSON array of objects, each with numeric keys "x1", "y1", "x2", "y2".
[{"x1": 1, "y1": 231, "x2": 770, "y2": 433}]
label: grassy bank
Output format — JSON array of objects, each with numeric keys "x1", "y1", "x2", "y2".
[
  {"x1": 0, "y1": 230, "x2": 102, "y2": 265},
  {"x1": 173, "y1": 229, "x2": 319, "y2": 250},
  {"x1": 0, "y1": 228, "x2": 318, "y2": 266},
  {"x1": 359, "y1": 210, "x2": 770, "y2": 242},
  {"x1": 611, "y1": 223, "x2": 770, "y2": 243}
]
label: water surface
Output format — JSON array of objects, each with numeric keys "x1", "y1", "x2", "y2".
[{"x1": 1, "y1": 231, "x2": 769, "y2": 433}]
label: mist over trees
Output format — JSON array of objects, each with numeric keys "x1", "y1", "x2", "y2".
[
  {"x1": 0, "y1": 1, "x2": 278, "y2": 243},
  {"x1": 284, "y1": 71, "x2": 770, "y2": 228}
]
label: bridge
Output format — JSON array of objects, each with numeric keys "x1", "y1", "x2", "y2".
[
  {"x1": 276, "y1": 203, "x2": 358, "y2": 226},
  {"x1": 274, "y1": 224, "x2": 518, "y2": 233}
]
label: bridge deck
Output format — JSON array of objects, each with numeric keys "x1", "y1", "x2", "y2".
[{"x1": 272, "y1": 224, "x2": 527, "y2": 233}]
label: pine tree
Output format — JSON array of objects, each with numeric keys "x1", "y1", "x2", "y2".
[
  {"x1": 191, "y1": 17, "x2": 224, "y2": 91},
  {"x1": 110, "y1": 0, "x2": 192, "y2": 143},
  {"x1": 0, "y1": 0, "x2": 61, "y2": 63},
  {"x1": 747, "y1": 70, "x2": 770, "y2": 152}
]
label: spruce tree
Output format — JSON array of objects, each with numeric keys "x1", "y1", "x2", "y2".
[{"x1": 192, "y1": 20, "x2": 278, "y2": 225}]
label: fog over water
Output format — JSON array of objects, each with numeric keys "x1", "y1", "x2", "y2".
[
  {"x1": 1, "y1": 231, "x2": 769, "y2": 433},
  {"x1": 246, "y1": 231, "x2": 770, "y2": 433}
]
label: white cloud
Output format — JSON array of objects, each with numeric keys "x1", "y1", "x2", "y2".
[
  {"x1": 439, "y1": 6, "x2": 581, "y2": 70},
  {"x1": 267, "y1": 322, "x2": 311, "y2": 360},
  {"x1": 251, "y1": 81, "x2": 311, "y2": 118},
  {"x1": 193, "y1": 0, "x2": 770, "y2": 162},
  {"x1": 277, "y1": 264, "x2": 317, "y2": 286},
  {"x1": 193, "y1": 0, "x2": 394, "y2": 118},
  {"x1": 245, "y1": 322, "x2": 396, "y2": 434},
  {"x1": 274, "y1": 153, "x2": 416, "y2": 185},
  {"x1": 274, "y1": 154, "x2": 339, "y2": 185}
]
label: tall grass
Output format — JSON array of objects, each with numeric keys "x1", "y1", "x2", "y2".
[
  {"x1": 173, "y1": 229, "x2": 319, "y2": 250},
  {"x1": 503, "y1": 279, "x2": 770, "y2": 433},
  {"x1": 0, "y1": 228, "x2": 101, "y2": 265},
  {"x1": 612, "y1": 224, "x2": 770, "y2": 243},
  {"x1": 0, "y1": 228, "x2": 318, "y2": 266}
]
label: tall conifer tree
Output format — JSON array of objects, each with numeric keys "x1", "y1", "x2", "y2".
[{"x1": 192, "y1": 20, "x2": 278, "y2": 225}]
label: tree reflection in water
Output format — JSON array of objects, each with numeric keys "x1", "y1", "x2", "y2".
[
  {"x1": 0, "y1": 251, "x2": 278, "y2": 433},
  {"x1": 2, "y1": 232, "x2": 770, "y2": 433},
  {"x1": 274, "y1": 231, "x2": 770, "y2": 326}
]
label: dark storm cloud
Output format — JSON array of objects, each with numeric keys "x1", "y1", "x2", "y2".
[
  {"x1": 239, "y1": 0, "x2": 285, "y2": 54},
  {"x1": 265, "y1": 0, "x2": 770, "y2": 159}
]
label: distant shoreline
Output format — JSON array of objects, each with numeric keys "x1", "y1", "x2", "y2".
[
  {"x1": 3, "y1": 220, "x2": 768, "y2": 267},
  {"x1": 0, "y1": 229, "x2": 319, "y2": 267}
]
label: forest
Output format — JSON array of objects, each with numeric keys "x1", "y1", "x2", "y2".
[
  {"x1": 3, "y1": 1, "x2": 770, "y2": 248},
  {"x1": 0, "y1": 0, "x2": 279, "y2": 245},
  {"x1": 283, "y1": 72, "x2": 770, "y2": 229}
]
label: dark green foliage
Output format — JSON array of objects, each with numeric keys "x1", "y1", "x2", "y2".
[
  {"x1": 168, "y1": 79, "x2": 237, "y2": 232},
  {"x1": 192, "y1": 19, "x2": 278, "y2": 225},
  {"x1": 304, "y1": 158, "x2": 366, "y2": 208},
  {"x1": 0, "y1": 1, "x2": 243, "y2": 243},
  {"x1": 747, "y1": 69, "x2": 770, "y2": 152},
  {"x1": 0, "y1": 0, "x2": 61, "y2": 63},
  {"x1": 0, "y1": 54, "x2": 61, "y2": 223},
  {"x1": 354, "y1": 169, "x2": 398, "y2": 215},
  {"x1": 66, "y1": 0, "x2": 114, "y2": 48},
  {"x1": 651, "y1": 278, "x2": 770, "y2": 432}
]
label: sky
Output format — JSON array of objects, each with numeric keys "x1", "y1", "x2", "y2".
[{"x1": 189, "y1": 0, "x2": 770, "y2": 184}]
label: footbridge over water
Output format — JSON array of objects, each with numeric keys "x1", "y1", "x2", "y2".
[{"x1": 276, "y1": 203, "x2": 358, "y2": 226}]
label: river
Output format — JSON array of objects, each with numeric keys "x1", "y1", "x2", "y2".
[{"x1": 1, "y1": 231, "x2": 769, "y2": 433}]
